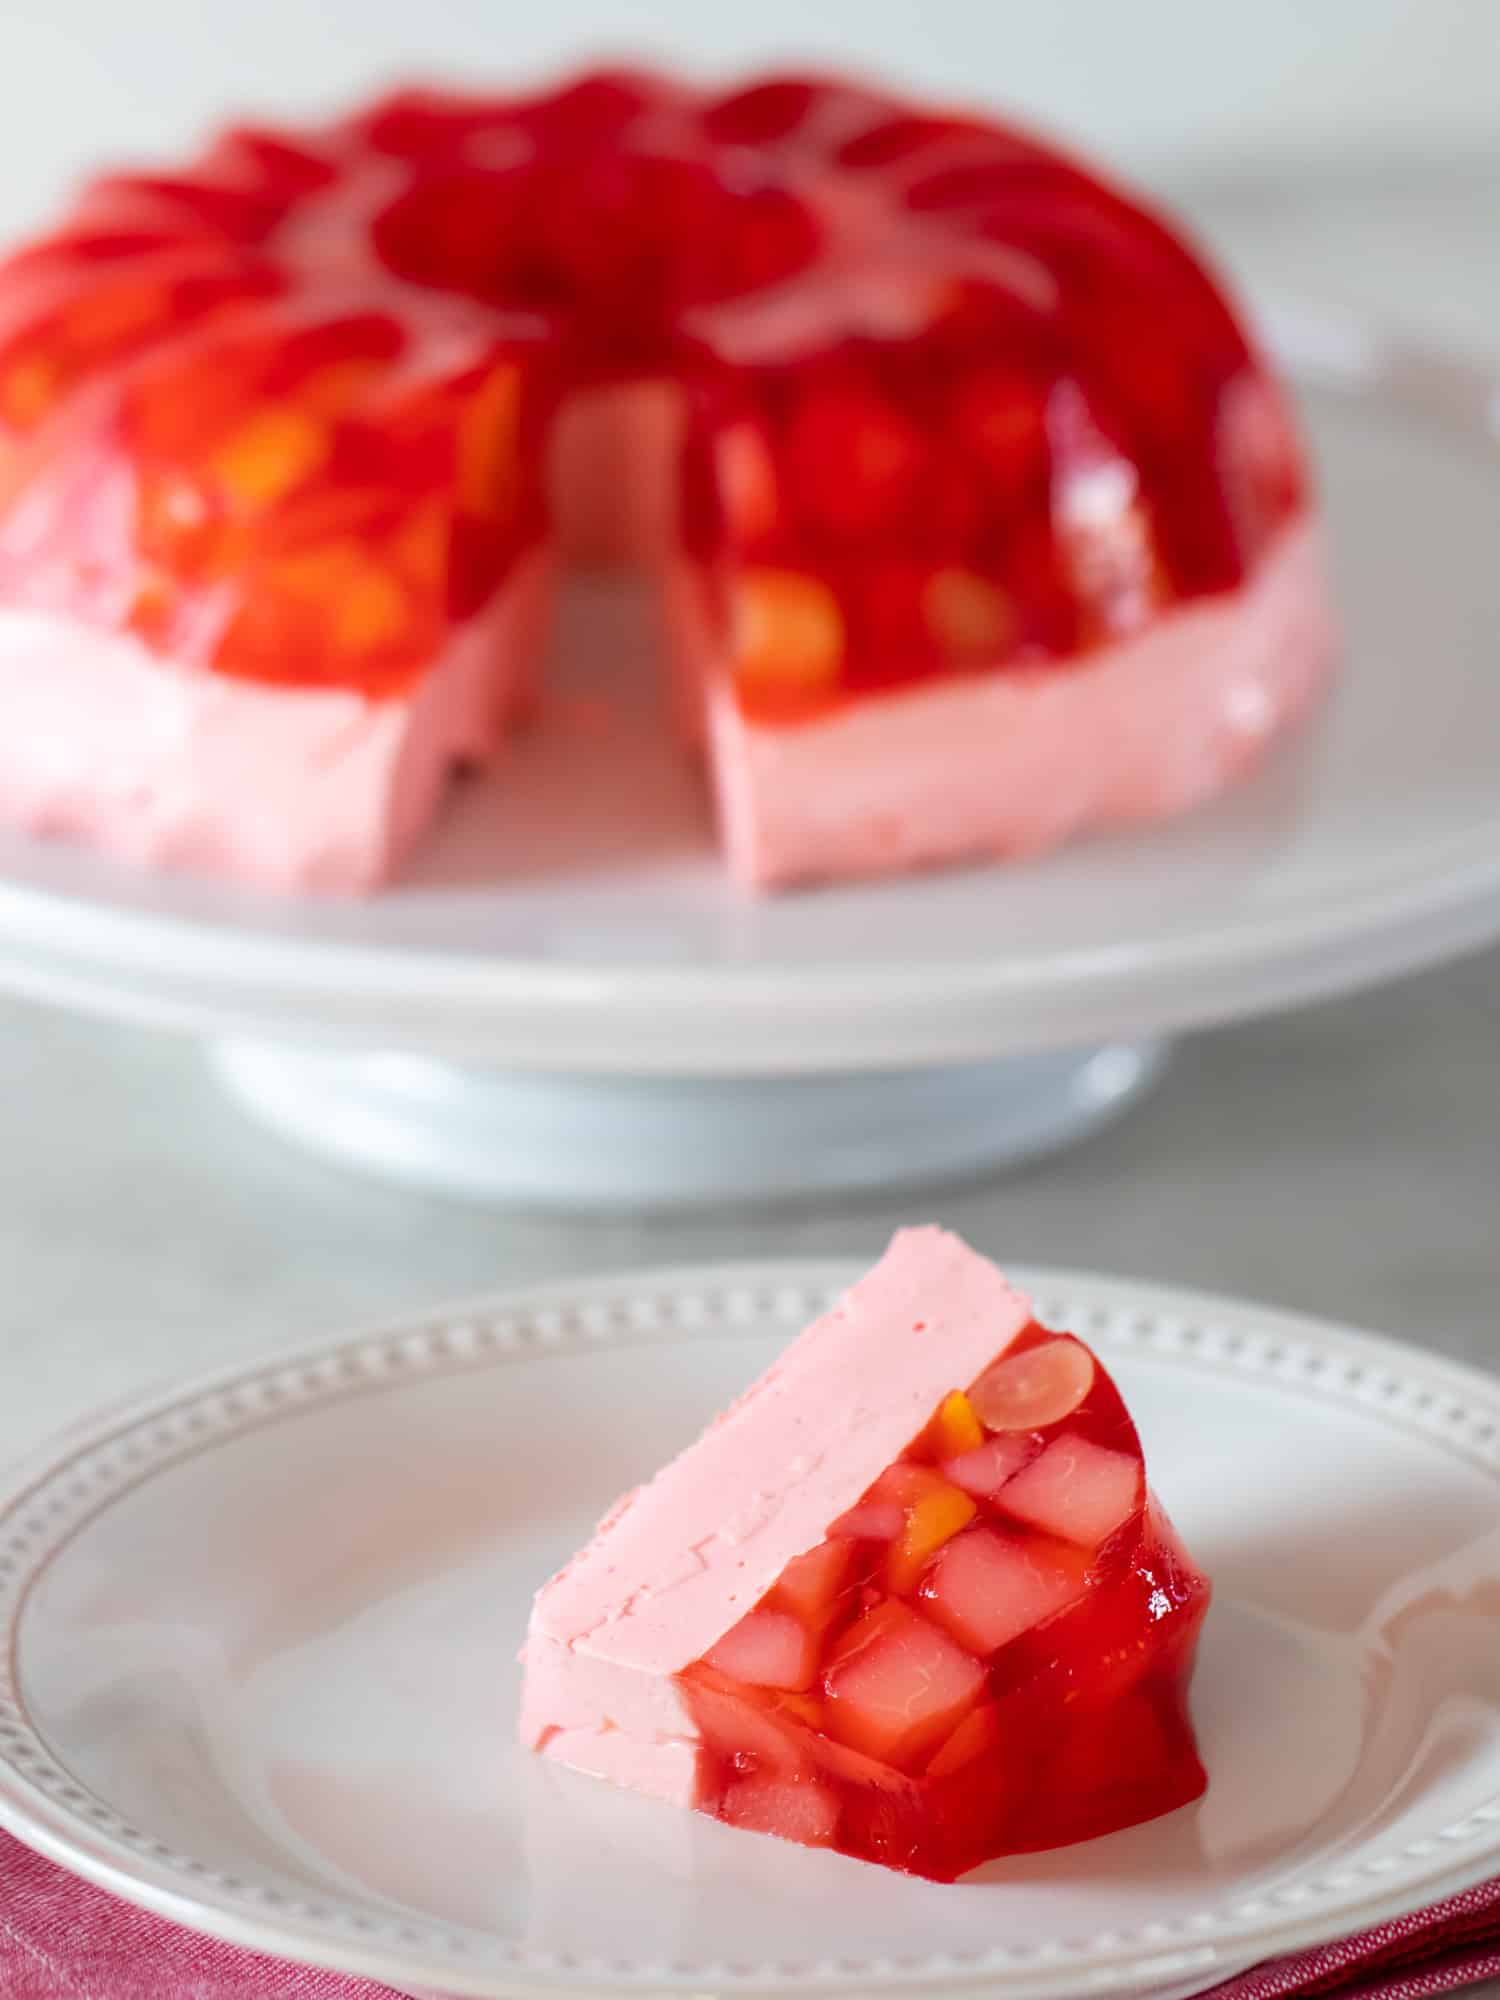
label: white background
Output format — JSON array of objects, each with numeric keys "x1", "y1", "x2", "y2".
[{"x1": 0, "y1": 0, "x2": 1495, "y2": 236}]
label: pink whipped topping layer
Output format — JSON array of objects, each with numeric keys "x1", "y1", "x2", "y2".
[
  {"x1": 518, "y1": 1226, "x2": 1031, "y2": 1803},
  {"x1": 709, "y1": 514, "x2": 1334, "y2": 891},
  {"x1": 0, "y1": 507, "x2": 1330, "y2": 895},
  {"x1": 0, "y1": 551, "x2": 551, "y2": 892}
]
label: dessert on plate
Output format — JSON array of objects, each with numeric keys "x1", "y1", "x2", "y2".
[
  {"x1": 0, "y1": 68, "x2": 1334, "y2": 894},
  {"x1": 520, "y1": 1227, "x2": 1210, "y2": 1880}
]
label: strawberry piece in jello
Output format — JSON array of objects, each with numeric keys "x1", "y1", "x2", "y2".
[{"x1": 521, "y1": 1228, "x2": 1210, "y2": 1881}]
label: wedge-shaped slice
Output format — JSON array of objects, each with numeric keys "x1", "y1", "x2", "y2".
[{"x1": 520, "y1": 1227, "x2": 1210, "y2": 1880}]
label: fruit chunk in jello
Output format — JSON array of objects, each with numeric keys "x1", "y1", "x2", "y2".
[
  {"x1": 675, "y1": 1323, "x2": 1209, "y2": 1881},
  {"x1": 0, "y1": 300, "x2": 557, "y2": 700}
]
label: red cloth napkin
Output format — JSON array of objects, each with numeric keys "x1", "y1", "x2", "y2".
[
  {"x1": 3, "y1": 1828, "x2": 1500, "y2": 2000},
  {"x1": 1207, "y1": 1878, "x2": 1500, "y2": 2000}
]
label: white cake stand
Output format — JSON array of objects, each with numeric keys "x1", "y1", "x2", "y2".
[{"x1": 1, "y1": 299, "x2": 1497, "y2": 1207}]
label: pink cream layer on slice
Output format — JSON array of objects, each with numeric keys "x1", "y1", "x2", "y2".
[{"x1": 519, "y1": 1227, "x2": 1210, "y2": 1881}]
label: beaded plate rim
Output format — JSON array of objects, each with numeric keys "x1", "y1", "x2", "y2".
[{"x1": 0, "y1": 1260, "x2": 1498, "y2": 1999}]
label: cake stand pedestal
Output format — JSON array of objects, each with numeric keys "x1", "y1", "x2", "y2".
[
  {"x1": 0, "y1": 305, "x2": 1499, "y2": 1208},
  {"x1": 209, "y1": 1039, "x2": 1168, "y2": 1208}
]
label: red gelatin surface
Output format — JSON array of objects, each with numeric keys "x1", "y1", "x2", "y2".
[
  {"x1": 675, "y1": 1321, "x2": 1210, "y2": 1881},
  {"x1": 0, "y1": 66, "x2": 1306, "y2": 708}
]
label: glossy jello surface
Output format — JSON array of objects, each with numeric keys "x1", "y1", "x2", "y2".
[
  {"x1": 676, "y1": 1322, "x2": 1209, "y2": 1880},
  {"x1": 0, "y1": 68, "x2": 1306, "y2": 715}
]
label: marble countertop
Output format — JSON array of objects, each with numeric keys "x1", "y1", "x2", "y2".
[{"x1": 1, "y1": 167, "x2": 1498, "y2": 1468}]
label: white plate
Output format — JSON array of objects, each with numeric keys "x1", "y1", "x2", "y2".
[
  {"x1": 0, "y1": 304, "x2": 1498, "y2": 1075},
  {"x1": 1, "y1": 1262, "x2": 1499, "y2": 1999}
]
